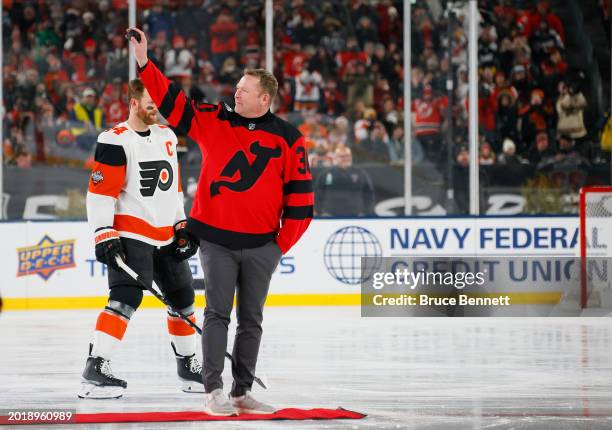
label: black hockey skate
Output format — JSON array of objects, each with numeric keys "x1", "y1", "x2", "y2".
[
  {"x1": 78, "y1": 344, "x2": 127, "y2": 399},
  {"x1": 171, "y1": 342, "x2": 205, "y2": 393}
]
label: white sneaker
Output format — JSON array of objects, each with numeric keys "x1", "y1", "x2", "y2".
[
  {"x1": 230, "y1": 391, "x2": 276, "y2": 414},
  {"x1": 204, "y1": 388, "x2": 236, "y2": 416}
]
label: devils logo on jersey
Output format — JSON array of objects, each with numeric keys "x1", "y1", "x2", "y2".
[
  {"x1": 138, "y1": 160, "x2": 173, "y2": 197},
  {"x1": 210, "y1": 141, "x2": 281, "y2": 197}
]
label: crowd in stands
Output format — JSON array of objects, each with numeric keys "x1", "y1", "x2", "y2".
[{"x1": 1, "y1": 0, "x2": 608, "y2": 182}]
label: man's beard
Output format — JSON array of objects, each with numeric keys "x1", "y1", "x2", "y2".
[{"x1": 137, "y1": 106, "x2": 157, "y2": 125}]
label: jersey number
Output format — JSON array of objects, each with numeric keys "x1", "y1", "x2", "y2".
[
  {"x1": 111, "y1": 126, "x2": 128, "y2": 135},
  {"x1": 296, "y1": 146, "x2": 310, "y2": 174}
]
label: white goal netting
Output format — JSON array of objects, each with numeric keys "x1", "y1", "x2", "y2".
[{"x1": 581, "y1": 188, "x2": 612, "y2": 308}]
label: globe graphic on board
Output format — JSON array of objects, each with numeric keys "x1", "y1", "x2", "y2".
[{"x1": 323, "y1": 226, "x2": 383, "y2": 285}]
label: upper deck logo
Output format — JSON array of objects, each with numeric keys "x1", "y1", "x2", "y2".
[{"x1": 17, "y1": 235, "x2": 76, "y2": 280}]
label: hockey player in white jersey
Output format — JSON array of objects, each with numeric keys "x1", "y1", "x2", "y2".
[{"x1": 78, "y1": 79, "x2": 202, "y2": 399}]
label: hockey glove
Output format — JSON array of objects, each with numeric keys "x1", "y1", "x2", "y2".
[
  {"x1": 94, "y1": 229, "x2": 126, "y2": 270},
  {"x1": 173, "y1": 221, "x2": 199, "y2": 262}
]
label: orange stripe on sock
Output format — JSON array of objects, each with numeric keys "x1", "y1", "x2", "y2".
[
  {"x1": 95, "y1": 310, "x2": 129, "y2": 340},
  {"x1": 167, "y1": 315, "x2": 196, "y2": 336}
]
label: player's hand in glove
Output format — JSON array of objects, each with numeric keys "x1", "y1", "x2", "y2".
[
  {"x1": 94, "y1": 229, "x2": 126, "y2": 270},
  {"x1": 173, "y1": 221, "x2": 199, "y2": 261}
]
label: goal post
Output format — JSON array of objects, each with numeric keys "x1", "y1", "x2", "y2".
[{"x1": 580, "y1": 186, "x2": 612, "y2": 309}]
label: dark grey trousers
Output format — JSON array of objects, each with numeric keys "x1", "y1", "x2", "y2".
[{"x1": 198, "y1": 239, "x2": 282, "y2": 396}]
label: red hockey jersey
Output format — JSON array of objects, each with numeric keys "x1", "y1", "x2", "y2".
[{"x1": 139, "y1": 61, "x2": 313, "y2": 253}]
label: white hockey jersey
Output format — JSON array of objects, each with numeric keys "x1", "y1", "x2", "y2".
[{"x1": 86, "y1": 122, "x2": 186, "y2": 247}]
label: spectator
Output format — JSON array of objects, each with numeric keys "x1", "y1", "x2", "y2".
[
  {"x1": 355, "y1": 16, "x2": 379, "y2": 48},
  {"x1": 174, "y1": 0, "x2": 210, "y2": 43},
  {"x1": 529, "y1": 0, "x2": 565, "y2": 42},
  {"x1": 498, "y1": 138, "x2": 525, "y2": 165},
  {"x1": 294, "y1": 66, "x2": 323, "y2": 113},
  {"x1": 454, "y1": 145, "x2": 471, "y2": 213},
  {"x1": 519, "y1": 88, "x2": 554, "y2": 152},
  {"x1": 529, "y1": 19, "x2": 564, "y2": 65},
  {"x1": 552, "y1": 134, "x2": 590, "y2": 168},
  {"x1": 196, "y1": 61, "x2": 221, "y2": 103},
  {"x1": 70, "y1": 87, "x2": 105, "y2": 151},
  {"x1": 102, "y1": 79, "x2": 129, "y2": 126},
  {"x1": 299, "y1": 112, "x2": 328, "y2": 149},
  {"x1": 292, "y1": 12, "x2": 321, "y2": 47},
  {"x1": 354, "y1": 120, "x2": 395, "y2": 163},
  {"x1": 510, "y1": 64, "x2": 532, "y2": 100},
  {"x1": 336, "y1": 37, "x2": 368, "y2": 79},
  {"x1": 218, "y1": 57, "x2": 242, "y2": 86},
  {"x1": 281, "y1": 39, "x2": 309, "y2": 80},
  {"x1": 309, "y1": 46, "x2": 337, "y2": 78},
  {"x1": 411, "y1": 85, "x2": 448, "y2": 162},
  {"x1": 380, "y1": 98, "x2": 401, "y2": 136},
  {"x1": 164, "y1": 35, "x2": 195, "y2": 80},
  {"x1": 371, "y1": 43, "x2": 394, "y2": 82},
  {"x1": 315, "y1": 145, "x2": 375, "y2": 216},
  {"x1": 15, "y1": 144, "x2": 33, "y2": 168},
  {"x1": 456, "y1": 145, "x2": 470, "y2": 168},
  {"x1": 329, "y1": 116, "x2": 351, "y2": 148},
  {"x1": 556, "y1": 81, "x2": 588, "y2": 140},
  {"x1": 319, "y1": 79, "x2": 345, "y2": 117},
  {"x1": 179, "y1": 75, "x2": 206, "y2": 105},
  {"x1": 495, "y1": 92, "x2": 519, "y2": 146},
  {"x1": 479, "y1": 142, "x2": 496, "y2": 165},
  {"x1": 309, "y1": 141, "x2": 334, "y2": 168},
  {"x1": 528, "y1": 131, "x2": 556, "y2": 166},
  {"x1": 209, "y1": 9, "x2": 239, "y2": 70},
  {"x1": 538, "y1": 48, "x2": 567, "y2": 96},
  {"x1": 106, "y1": 34, "x2": 129, "y2": 81},
  {"x1": 82, "y1": 38, "x2": 106, "y2": 83},
  {"x1": 144, "y1": 2, "x2": 174, "y2": 39},
  {"x1": 345, "y1": 62, "x2": 374, "y2": 115},
  {"x1": 478, "y1": 24, "x2": 499, "y2": 69}
]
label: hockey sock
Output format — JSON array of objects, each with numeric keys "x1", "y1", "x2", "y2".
[
  {"x1": 167, "y1": 305, "x2": 197, "y2": 356},
  {"x1": 91, "y1": 300, "x2": 136, "y2": 359}
]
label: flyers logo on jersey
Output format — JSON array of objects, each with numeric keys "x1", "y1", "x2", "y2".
[{"x1": 138, "y1": 160, "x2": 173, "y2": 197}]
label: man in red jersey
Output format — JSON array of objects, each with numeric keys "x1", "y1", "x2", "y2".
[{"x1": 128, "y1": 28, "x2": 313, "y2": 416}]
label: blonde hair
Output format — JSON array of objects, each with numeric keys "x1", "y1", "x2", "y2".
[{"x1": 244, "y1": 69, "x2": 278, "y2": 100}]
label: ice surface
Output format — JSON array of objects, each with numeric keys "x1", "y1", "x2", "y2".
[{"x1": 1, "y1": 306, "x2": 611, "y2": 429}]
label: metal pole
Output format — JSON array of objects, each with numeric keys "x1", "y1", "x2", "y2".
[
  {"x1": 128, "y1": 0, "x2": 136, "y2": 81},
  {"x1": 404, "y1": 0, "x2": 412, "y2": 215},
  {"x1": 445, "y1": 8, "x2": 454, "y2": 213},
  {"x1": 0, "y1": 0, "x2": 4, "y2": 219},
  {"x1": 468, "y1": 0, "x2": 479, "y2": 214},
  {"x1": 265, "y1": 0, "x2": 273, "y2": 73}
]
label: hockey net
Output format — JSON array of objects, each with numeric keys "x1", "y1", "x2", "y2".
[{"x1": 580, "y1": 186, "x2": 612, "y2": 308}]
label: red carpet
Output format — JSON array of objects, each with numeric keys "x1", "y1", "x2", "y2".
[{"x1": 73, "y1": 408, "x2": 366, "y2": 424}]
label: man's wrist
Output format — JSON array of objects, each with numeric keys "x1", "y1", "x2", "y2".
[{"x1": 136, "y1": 58, "x2": 149, "y2": 70}]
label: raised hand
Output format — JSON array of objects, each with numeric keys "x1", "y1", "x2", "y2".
[{"x1": 126, "y1": 27, "x2": 148, "y2": 68}]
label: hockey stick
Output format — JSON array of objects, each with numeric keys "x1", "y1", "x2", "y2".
[{"x1": 115, "y1": 256, "x2": 267, "y2": 389}]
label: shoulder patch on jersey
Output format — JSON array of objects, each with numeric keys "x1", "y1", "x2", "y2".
[
  {"x1": 157, "y1": 124, "x2": 169, "y2": 129},
  {"x1": 91, "y1": 169, "x2": 104, "y2": 185}
]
